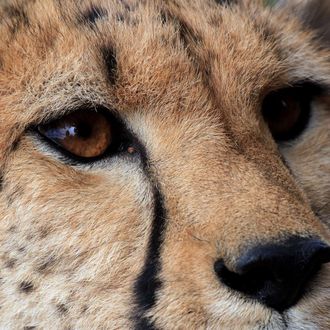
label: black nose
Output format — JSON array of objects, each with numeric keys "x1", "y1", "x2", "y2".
[{"x1": 214, "y1": 237, "x2": 330, "y2": 312}]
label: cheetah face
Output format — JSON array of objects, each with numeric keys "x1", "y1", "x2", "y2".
[{"x1": 0, "y1": 0, "x2": 329, "y2": 329}]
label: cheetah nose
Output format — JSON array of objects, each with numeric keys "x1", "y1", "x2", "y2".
[{"x1": 214, "y1": 237, "x2": 330, "y2": 312}]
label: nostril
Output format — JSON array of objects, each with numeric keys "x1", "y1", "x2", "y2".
[
  {"x1": 214, "y1": 260, "x2": 246, "y2": 291},
  {"x1": 214, "y1": 237, "x2": 330, "y2": 312},
  {"x1": 214, "y1": 259, "x2": 279, "y2": 302}
]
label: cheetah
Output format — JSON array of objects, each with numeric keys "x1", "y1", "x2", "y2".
[{"x1": 0, "y1": 0, "x2": 329, "y2": 328}]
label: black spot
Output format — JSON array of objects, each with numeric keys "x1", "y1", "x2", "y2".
[
  {"x1": 19, "y1": 281, "x2": 34, "y2": 293},
  {"x1": 162, "y1": 13, "x2": 214, "y2": 94},
  {"x1": 281, "y1": 314, "x2": 290, "y2": 328},
  {"x1": 24, "y1": 327, "x2": 36, "y2": 330},
  {"x1": 5, "y1": 184, "x2": 23, "y2": 206},
  {"x1": 56, "y1": 303, "x2": 68, "y2": 315},
  {"x1": 176, "y1": 17, "x2": 201, "y2": 48},
  {"x1": 133, "y1": 186, "x2": 167, "y2": 329},
  {"x1": 39, "y1": 226, "x2": 50, "y2": 239},
  {"x1": 119, "y1": 0, "x2": 132, "y2": 12},
  {"x1": 209, "y1": 13, "x2": 223, "y2": 27},
  {"x1": 214, "y1": 0, "x2": 236, "y2": 5},
  {"x1": 0, "y1": 172, "x2": 3, "y2": 191},
  {"x1": 18, "y1": 246, "x2": 26, "y2": 253},
  {"x1": 259, "y1": 25, "x2": 276, "y2": 43},
  {"x1": 115, "y1": 13, "x2": 125, "y2": 22},
  {"x1": 159, "y1": 10, "x2": 168, "y2": 25},
  {"x1": 81, "y1": 305, "x2": 88, "y2": 314},
  {"x1": 8, "y1": 225, "x2": 17, "y2": 233},
  {"x1": 37, "y1": 255, "x2": 56, "y2": 272},
  {"x1": 80, "y1": 5, "x2": 107, "y2": 25},
  {"x1": 26, "y1": 233, "x2": 34, "y2": 241},
  {"x1": 101, "y1": 46, "x2": 118, "y2": 85},
  {"x1": 251, "y1": 21, "x2": 281, "y2": 53},
  {"x1": 3, "y1": 5, "x2": 30, "y2": 35},
  {"x1": 5, "y1": 258, "x2": 16, "y2": 269}
]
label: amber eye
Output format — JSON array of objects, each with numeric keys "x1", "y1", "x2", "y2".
[
  {"x1": 38, "y1": 111, "x2": 112, "y2": 158},
  {"x1": 262, "y1": 85, "x2": 320, "y2": 141}
]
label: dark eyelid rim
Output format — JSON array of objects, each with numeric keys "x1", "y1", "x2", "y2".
[
  {"x1": 263, "y1": 80, "x2": 326, "y2": 100},
  {"x1": 30, "y1": 103, "x2": 120, "y2": 127},
  {"x1": 284, "y1": 80, "x2": 326, "y2": 95},
  {"x1": 32, "y1": 104, "x2": 139, "y2": 164}
]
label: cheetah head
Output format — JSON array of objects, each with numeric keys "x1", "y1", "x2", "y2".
[{"x1": 0, "y1": 0, "x2": 329, "y2": 328}]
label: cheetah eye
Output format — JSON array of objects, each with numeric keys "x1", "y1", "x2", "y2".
[
  {"x1": 262, "y1": 84, "x2": 322, "y2": 141},
  {"x1": 38, "y1": 110, "x2": 113, "y2": 159}
]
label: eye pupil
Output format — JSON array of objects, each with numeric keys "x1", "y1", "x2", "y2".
[{"x1": 76, "y1": 122, "x2": 92, "y2": 139}]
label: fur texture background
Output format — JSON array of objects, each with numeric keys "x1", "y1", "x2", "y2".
[{"x1": 0, "y1": 0, "x2": 329, "y2": 328}]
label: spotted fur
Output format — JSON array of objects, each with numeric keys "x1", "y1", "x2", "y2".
[{"x1": 0, "y1": 0, "x2": 329, "y2": 328}]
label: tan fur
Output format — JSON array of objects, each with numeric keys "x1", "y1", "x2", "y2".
[{"x1": 0, "y1": 0, "x2": 329, "y2": 328}]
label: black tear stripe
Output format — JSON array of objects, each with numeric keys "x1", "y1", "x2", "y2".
[
  {"x1": 133, "y1": 183, "x2": 167, "y2": 329},
  {"x1": 80, "y1": 5, "x2": 107, "y2": 25},
  {"x1": 101, "y1": 46, "x2": 118, "y2": 85},
  {"x1": 120, "y1": 132, "x2": 167, "y2": 329}
]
